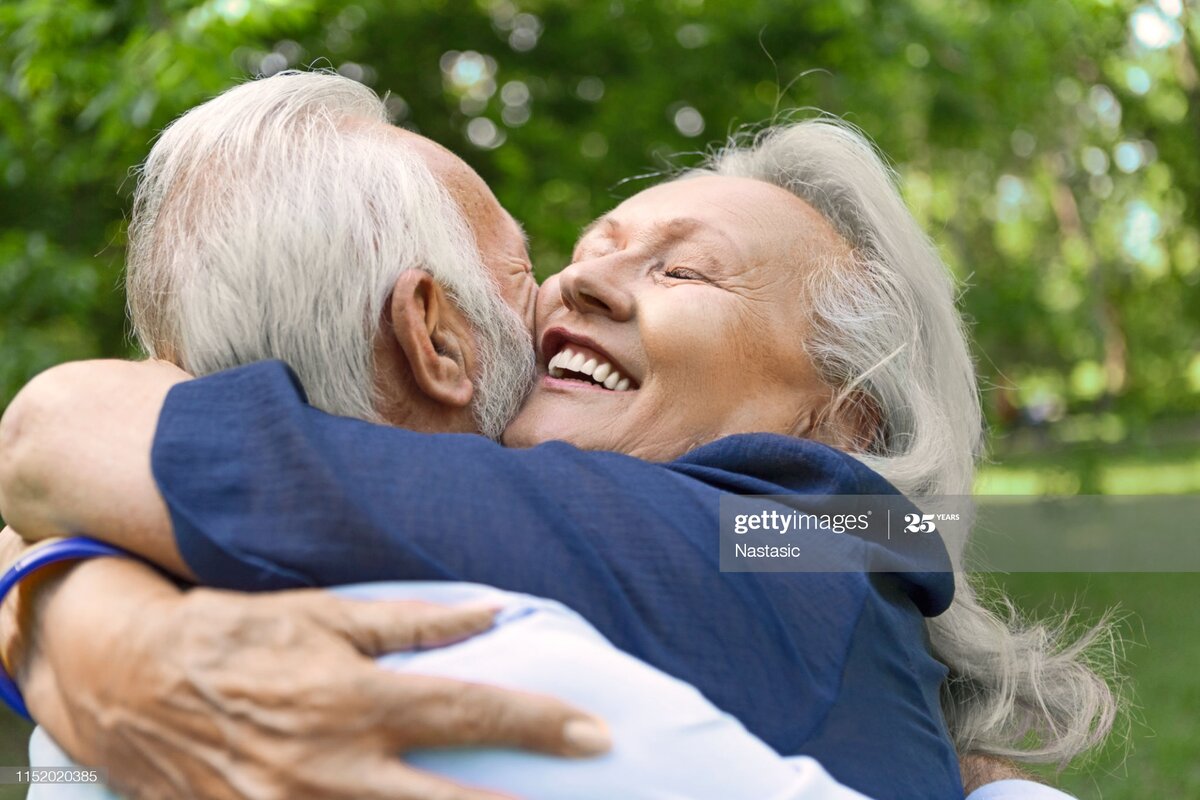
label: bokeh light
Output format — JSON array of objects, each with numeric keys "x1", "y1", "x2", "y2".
[{"x1": 672, "y1": 105, "x2": 704, "y2": 137}]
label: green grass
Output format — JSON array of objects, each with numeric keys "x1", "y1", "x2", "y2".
[
  {"x1": 0, "y1": 722, "x2": 29, "y2": 800},
  {"x1": 976, "y1": 442, "x2": 1200, "y2": 796},
  {"x1": 976, "y1": 438, "x2": 1200, "y2": 496},
  {"x1": 994, "y1": 572, "x2": 1200, "y2": 798}
]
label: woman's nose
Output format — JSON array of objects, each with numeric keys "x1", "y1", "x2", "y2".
[{"x1": 556, "y1": 258, "x2": 634, "y2": 321}]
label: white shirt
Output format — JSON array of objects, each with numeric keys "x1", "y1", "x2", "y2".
[{"x1": 28, "y1": 581, "x2": 1073, "y2": 800}]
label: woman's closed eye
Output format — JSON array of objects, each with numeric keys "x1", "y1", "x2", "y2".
[{"x1": 662, "y1": 265, "x2": 706, "y2": 281}]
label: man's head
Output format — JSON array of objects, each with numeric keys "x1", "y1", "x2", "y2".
[{"x1": 126, "y1": 71, "x2": 536, "y2": 439}]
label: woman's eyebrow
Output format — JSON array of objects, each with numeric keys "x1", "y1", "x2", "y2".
[
  {"x1": 653, "y1": 216, "x2": 728, "y2": 244},
  {"x1": 578, "y1": 215, "x2": 729, "y2": 245},
  {"x1": 573, "y1": 215, "x2": 737, "y2": 268},
  {"x1": 650, "y1": 217, "x2": 740, "y2": 264}
]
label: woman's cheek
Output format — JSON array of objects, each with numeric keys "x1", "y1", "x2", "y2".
[
  {"x1": 640, "y1": 297, "x2": 748, "y2": 422},
  {"x1": 643, "y1": 294, "x2": 741, "y2": 375}
]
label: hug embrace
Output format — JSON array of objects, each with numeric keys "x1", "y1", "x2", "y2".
[{"x1": 0, "y1": 71, "x2": 1118, "y2": 800}]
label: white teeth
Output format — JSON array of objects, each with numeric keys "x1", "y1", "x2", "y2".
[
  {"x1": 546, "y1": 345, "x2": 635, "y2": 391},
  {"x1": 547, "y1": 348, "x2": 573, "y2": 376}
]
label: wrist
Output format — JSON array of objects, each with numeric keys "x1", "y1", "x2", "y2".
[
  {"x1": 18, "y1": 557, "x2": 182, "y2": 767},
  {"x1": 39, "y1": 558, "x2": 182, "y2": 665},
  {"x1": 0, "y1": 539, "x2": 142, "y2": 719},
  {"x1": 0, "y1": 536, "x2": 67, "y2": 682}
]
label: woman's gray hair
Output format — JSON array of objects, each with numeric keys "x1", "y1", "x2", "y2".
[
  {"x1": 126, "y1": 71, "x2": 533, "y2": 439},
  {"x1": 692, "y1": 119, "x2": 1121, "y2": 765}
]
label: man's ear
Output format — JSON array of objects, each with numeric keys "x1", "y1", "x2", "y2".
[{"x1": 387, "y1": 271, "x2": 474, "y2": 409}]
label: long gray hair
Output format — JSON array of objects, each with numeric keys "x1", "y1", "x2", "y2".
[{"x1": 690, "y1": 119, "x2": 1120, "y2": 764}]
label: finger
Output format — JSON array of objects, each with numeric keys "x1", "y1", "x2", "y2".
[
  {"x1": 356, "y1": 759, "x2": 516, "y2": 800},
  {"x1": 367, "y1": 672, "x2": 612, "y2": 758},
  {"x1": 305, "y1": 596, "x2": 501, "y2": 656}
]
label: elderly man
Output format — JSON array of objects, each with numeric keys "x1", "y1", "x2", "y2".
[
  {"x1": 0, "y1": 71, "x2": 610, "y2": 799},
  {"x1": 0, "y1": 73, "x2": 1074, "y2": 800}
]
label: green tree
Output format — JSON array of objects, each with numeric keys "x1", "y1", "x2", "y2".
[{"x1": 2, "y1": 0, "x2": 1198, "y2": 446}]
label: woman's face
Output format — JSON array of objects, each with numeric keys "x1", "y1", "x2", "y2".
[{"x1": 503, "y1": 175, "x2": 852, "y2": 460}]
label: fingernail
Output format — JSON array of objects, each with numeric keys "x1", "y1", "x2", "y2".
[
  {"x1": 451, "y1": 601, "x2": 501, "y2": 622},
  {"x1": 460, "y1": 601, "x2": 504, "y2": 615},
  {"x1": 562, "y1": 718, "x2": 611, "y2": 756}
]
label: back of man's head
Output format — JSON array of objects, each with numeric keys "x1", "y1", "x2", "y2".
[{"x1": 127, "y1": 71, "x2": 532, "y2": 437}]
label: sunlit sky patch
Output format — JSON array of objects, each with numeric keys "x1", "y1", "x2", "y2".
[{"x1": 1130, "y1": 5, "x2": 1183, "y2": 50}]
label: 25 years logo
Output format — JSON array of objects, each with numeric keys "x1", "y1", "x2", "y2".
[
  {"x1": 903, "y1": 513, "x2": 937, "y2": 533},
  {"x1": 902, "y1": 510, "x2": 961, "y2": 533}
]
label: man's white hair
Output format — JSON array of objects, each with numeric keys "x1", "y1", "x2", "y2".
[
  {"x1": 126, "y1": 71, "x2": 533, "y2": 439},
  {"x1": 690, "y1": 120, "x2": 1120, "y2": 765}
]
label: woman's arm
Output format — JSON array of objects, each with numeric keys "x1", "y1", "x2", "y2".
[
  {"x1": 0, "y1": 358, "x2": 733, "y2": 603},
  {"x1": 1, "y1": 357, "x2": 935, "y2": 605},
  {"x1": 0, "y1": 535, "x2": 609, "y2": 799},
  {"x1": 0, "y1": 359, "x2": 192, "y2": 578},
  {"x1": 32, "y1": 580, "x2": 869, "y2": 800}
]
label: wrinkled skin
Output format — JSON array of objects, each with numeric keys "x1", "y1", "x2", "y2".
[
  {"x1": 15, "y1": 558, "x2": 606, "y2": 800},
  {"x1": 505, "y1": 176, "x2": 854, "y2": 460}
]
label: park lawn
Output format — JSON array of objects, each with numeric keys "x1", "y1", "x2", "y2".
[
  {"x1": 977, "y1": 438, "x2": 1200, "y2": 496},
  {"x1": 997, "y1": 571, "x2": 1200, "y2": 799},
  {"x1": 0, "y1": 721, "x2": 29, "y2": 800},
  {"x1": 976, "y1": 442, "x2": 1200, "y2": 795}
]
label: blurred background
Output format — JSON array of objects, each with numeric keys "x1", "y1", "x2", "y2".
[{"x1": 0, "y1": 0, "x2": 1197, "y2": 796}]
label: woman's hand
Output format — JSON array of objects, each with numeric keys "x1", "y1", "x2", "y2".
[{"x1": 24, "y1": 559, "x2": 609, "y2": 800}]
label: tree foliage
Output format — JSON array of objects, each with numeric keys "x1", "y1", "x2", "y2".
[{"x1": 2, "y1": 0, "x2": 1198, "y2": 449}]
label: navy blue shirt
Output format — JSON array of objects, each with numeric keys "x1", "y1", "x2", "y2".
[{"x1": 152, "y1": 361, "x2": 962, "y2": 799}]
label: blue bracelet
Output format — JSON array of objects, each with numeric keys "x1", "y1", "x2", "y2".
[{"x1": 0, "y1": 537, "x2": 132, "y2": 720}]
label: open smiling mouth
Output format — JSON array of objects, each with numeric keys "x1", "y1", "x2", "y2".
[{"x1": 547, "y1": 345, "x2": 636, "y2": 391}]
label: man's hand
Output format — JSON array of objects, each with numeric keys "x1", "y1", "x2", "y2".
[
  {"x1": 0, "y1": 359, "x2": 191, "y2": 577},
  {"x1": 24, "y1": 559, "x2": 609, "y2": 800}
]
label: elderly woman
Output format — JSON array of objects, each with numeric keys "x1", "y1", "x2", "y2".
[{"x1": 0, "y1": 76, "x2": 1113, "y2": 800}]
